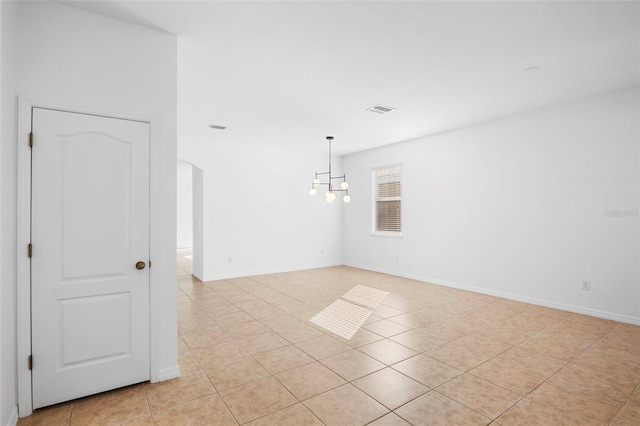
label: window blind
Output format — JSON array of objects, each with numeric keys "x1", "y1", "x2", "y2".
[{"x1": 372, "y1": 165, "x2": 402, "y2": 233}]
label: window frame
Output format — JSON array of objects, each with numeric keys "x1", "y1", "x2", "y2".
[{"x1": 371, "y1": 164, "x2": 403, "y2": 237}]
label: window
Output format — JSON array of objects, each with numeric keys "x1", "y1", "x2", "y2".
[{"x1": 371, "y1": 164, "x2": 402, "y2": 235}]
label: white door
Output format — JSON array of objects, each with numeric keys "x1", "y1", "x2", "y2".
[{"x1": 31, "y1": 108, "x2": 150, "y2": 409}]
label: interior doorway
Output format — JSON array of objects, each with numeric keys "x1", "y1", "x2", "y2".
[
  {"x1": 177, "y1": 160, "x2": 193, "y2": 253},
  {"x1": 176, "y1": 160, "x2": 203, "y2": 279}
]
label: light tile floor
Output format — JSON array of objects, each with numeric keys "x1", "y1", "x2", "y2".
[{"x1": 19, "y1": 250, "x2": 640, "y2": 425}]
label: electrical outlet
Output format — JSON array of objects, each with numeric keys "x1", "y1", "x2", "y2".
[
  {"x1": 582, "y1": 280, "x2": 591, "y2": 291},
  {"x1": 228, "y1": 257, "x2": 233, "y2": 263}
]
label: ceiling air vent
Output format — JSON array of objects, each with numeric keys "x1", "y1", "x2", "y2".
[{"x1": 366, "y1": 105, "x2": 395, "y2": 115}]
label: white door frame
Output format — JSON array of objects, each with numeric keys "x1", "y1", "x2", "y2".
[{"x1": 16, "y1": 98, "x2": 163, "y2": 416}]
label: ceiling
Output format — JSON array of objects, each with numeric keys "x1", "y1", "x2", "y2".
[{"x1": 58, "y1": 1, "x2": 640, "y2": 156}]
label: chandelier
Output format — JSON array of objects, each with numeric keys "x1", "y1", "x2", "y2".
[{"x1": 309, "y1": 136, "x2": 351, "y2": 203}]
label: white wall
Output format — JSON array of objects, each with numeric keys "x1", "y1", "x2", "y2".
[
  {"x1": 0, "y1": 0, "x2": 3, "y2": 419},
  {"x1": 1, "y1": 2, "x2": 19, "y2": 424},
  {"x1": 192, "y1": 165, "x2": 204, "y2": 278},
  {"x1": 1, "y1": 2, "x2": 178, "y2": 422},
  {"x1": 344, "y1": 87, "x2": 640, "y2": 323},
  {"x1": 179, "y1": 139, "x2": 344, "y2": 281},
  {"x1": 177, "y1": 161, "x2": 193, "y2": 250},
  {"x1": 0, "y1": 1, "x2": 3, "y2": 420}
]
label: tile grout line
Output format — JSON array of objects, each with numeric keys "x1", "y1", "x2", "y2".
[
  {"x1": 205, "y1": 276, "x2": 514, "y2": 424},
  {"x1": 187, "y1": 272, "x2": 335, "y2": 424},
  {"x1": 170, "y1": 255, "x2": 640, "y2": 426},
  {"x1": 607, "y1": 381, "x2": 640, "y2": 425}
]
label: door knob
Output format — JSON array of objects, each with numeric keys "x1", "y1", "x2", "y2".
[{"x1": 135, "y1": 261, "x2": 146, "y2": 270}]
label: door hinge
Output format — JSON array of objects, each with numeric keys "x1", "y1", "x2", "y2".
[
  {"x1": 29, "y1": 132, "x2": 33, "y2": 148},
  {"x1": 28, "y1": 355, "x2": 32, "y2": 370},
  {"x1": 28, "y1": 243, "x2": 32, "y2": 258}
]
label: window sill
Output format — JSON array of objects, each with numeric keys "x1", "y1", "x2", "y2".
[{"x1": 370, "y1": 232, "x2": 403, "y2": 238}]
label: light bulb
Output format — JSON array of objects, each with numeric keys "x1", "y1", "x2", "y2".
[
  {"x1": 341, "y1": 181, "x2": 349, "y2": 190},
  {"x1": 325, "y1": 190, "x2": 331, "y2": 197},
  {"x1": 343, "y1": 194, "x2": 351, "y2": 203},
  {"x1": 309, "y1": 188, "x2": 317, "y2": 196},
  {"x1": 313, "y1": 178, "x2": 320, "y2": 185},
  {"x1": 326, "y1": 192, "x2": 336, "y2": 203}
]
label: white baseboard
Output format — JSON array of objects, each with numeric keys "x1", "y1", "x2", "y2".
[
  {"x1": 200, "y1": 262, "x2": 344, "y2": 282},
  {"x1": 344, "y1": 262, "x2": 640, "y2": 326},
  {"x1": 153, "y1": 365, "x2": 180, "y2": 383}
]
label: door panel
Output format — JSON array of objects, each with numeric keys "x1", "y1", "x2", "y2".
[
  {"x1": 60, "y1": 293, "x2": 131, "y2": 365},
  {"x1": 61, "y1": 134, "x2": 131, "y2": 279},
  {"x1": 31, "y1": 108, "x2": 150, "y2": 409}
]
